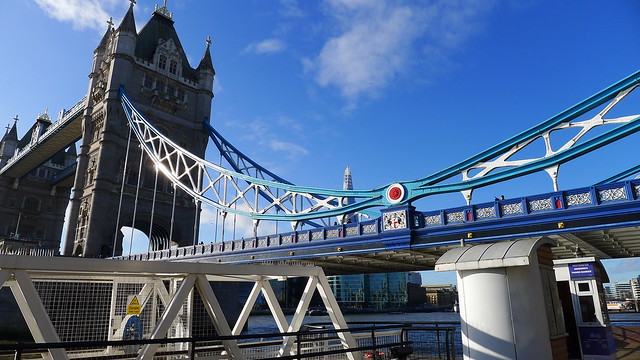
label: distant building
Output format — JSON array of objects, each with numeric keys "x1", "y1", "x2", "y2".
[
  {"x1": 408, "y1": 271, "x2": 422, "y2": 284},
  {"x1": 610, "y1": 280, "x2": 633, "y2": 300},
  {"x1": 328, "y1": 272, "x2": 409, "y2": 309},
  {"x1": 423, "y1": 284, "x2": 457, "y2": 307},
  {"x1": 328, "y1": 274, "x2": 365, "y2": 308},
  {"x1": 631, "y1": 277, "x2": 640, "y2": 300}
]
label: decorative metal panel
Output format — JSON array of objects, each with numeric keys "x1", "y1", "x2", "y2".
[
  {"x1": 446, "y1": 211, "x2": 464, "y2": 223},
  {"x1": 281, "y1": 235, "x2": 293, "y2": 244},
  {"x1": 258, "y1": 237, "x2": 268, "y2": 247},
  {"x1": 346, "y1": 226, "x2": 359, "y2": 236},
  {"x1": 383, "y1": 210, "x2": 408, "y2": 231},
  {"x1": 362, "y1": 223, "x2": 377, "y2": 234},
  {"x1": 311, "y1": 230, "x2": 324, "y2": 240},
  {"x1": 425, "y1": 215, "x2": 441, "y2": 226},
  {"x1": 599, "y1": 187, "x2": 626, "y2": 202},
  {"x1": 501, "y1": 202, "x2": 523, "y2": 215},
  {"x1": 567, "y1": 192, "x2": 591, "y2": 206},
  {"x1": 475, "y1": 207, "x2": 495, "y2": 219},
  {"x1": 326, "y1": 229, "x2": 339, "y2": 238},
  {"x1": 529, "y1": 198, "x2": 552, "y2": 212},
  {"x1": 298, "y1": 232, "x2": 309, "y2": 242}
]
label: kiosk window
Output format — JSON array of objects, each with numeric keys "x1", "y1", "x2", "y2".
[
  {"x1": 578, "y1": 282, "x2": 590, "y2": 292},
  {"x1": 579, "y1": 295, "x2": 597, "y2": 323}
]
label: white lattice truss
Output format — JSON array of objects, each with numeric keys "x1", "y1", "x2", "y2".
[
  {"x1": 121, "y1": 92, "x2": 378, "y2": 224},
  {"x1": 0, "y1": 254, "x2": 360, "y2": 360},
  {"x1": 461, "y1": 86, "x2": 640, "y2": 194}
]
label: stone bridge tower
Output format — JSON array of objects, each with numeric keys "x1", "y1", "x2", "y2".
[{"x1": 64, "y1": 2, "x2": 214, "y2": 257}]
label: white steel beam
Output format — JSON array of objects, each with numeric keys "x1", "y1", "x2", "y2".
[
  {"x1": 280, "y1": 276, "x2": 317, "y2": 357},
  {"x1": 261, "y1": 279, "x2": 290, "y2": 334},
  {"x1": 10, "y1": 270, "x2": 69, "y2": 360},
  {"x1": 317, "y1": 272, "x2": 361, "y2": 360},
  {"x1": 0, "y1": 269, "x2": 10, "y2": 288},
  {"x1": 138, "y1": 274, "x2": 196, "y2": 360},
  {"x1": 232, "y1": 280, "x2": 262, "y2": 335},
  {"x1": 195, "y1": 274, "x2": 243, "y2": 358}
]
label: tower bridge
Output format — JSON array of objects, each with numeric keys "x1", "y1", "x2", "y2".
[
  {"x1": 0, "y1": 1, "x2": 639, "y2": 270},
  {"x1": 2, "y1": 3, "x2": 640, "y2": 360}
]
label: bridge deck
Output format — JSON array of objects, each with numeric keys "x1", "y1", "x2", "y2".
[{"x1": 115, "y1": 179, "x2": 640, "y2": 274}]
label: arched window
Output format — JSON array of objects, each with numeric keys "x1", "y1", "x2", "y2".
[
  {"x1": 169, "y1": 60, "x2": 177, "y2": 74},
  {"x1": 159, "y1": 55, "x2": 167, "y2": 70}
]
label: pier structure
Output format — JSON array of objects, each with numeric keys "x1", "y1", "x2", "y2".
[{"x1": 0, "y1": 254, "x2": 360, "y2": 360}]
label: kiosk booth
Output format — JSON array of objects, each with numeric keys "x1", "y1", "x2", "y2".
[
  {"x1": 435, "y1": 237, "x2": 567, "y2": 360},
  {"x1": 554, "y1": 257, "x2": 615, "y2": 360}
]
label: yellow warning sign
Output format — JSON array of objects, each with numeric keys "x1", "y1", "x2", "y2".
[{"x1": 127, "y1": 296, "x2": 141, "y2": 315}]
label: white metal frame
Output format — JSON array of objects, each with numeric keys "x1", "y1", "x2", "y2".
[{"x1": 0, "y1": 255, "x2": 361, "y2": 360}]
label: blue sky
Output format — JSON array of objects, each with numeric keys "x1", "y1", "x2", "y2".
[{"x1": 2, "y1": 0, "x2": 640, "y2": 284}]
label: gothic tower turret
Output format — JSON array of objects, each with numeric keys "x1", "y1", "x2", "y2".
[
  {"x1": 0, "y1": 117, "x2": 19, "y2": 168},
  {"x1": 65, "y1": 2, "x2": 214, "y2": 257}
]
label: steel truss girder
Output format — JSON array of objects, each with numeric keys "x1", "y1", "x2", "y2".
[
  {"x1": 0, "y1": 255, "x2": 360, "y2": 360},
  {"x1": 120, "y1": 70, "x2": 640, "y2": 221}
]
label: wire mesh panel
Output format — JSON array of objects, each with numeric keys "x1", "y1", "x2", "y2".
[{"x1": 34, "y1": 280, "x2": 112, "y2": 342}]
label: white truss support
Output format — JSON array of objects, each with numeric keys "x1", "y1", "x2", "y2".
[
  {"x1": 232, "y1": 280, "x2": 263, "y2": 335},
  {"x1": 280, "y1": 276, "x2": 318, "y2": 357},
  {"x1": 0, "y1": 269, "x2": 10, "y2": 288},
  {"x1": 10, "y1": 270, "x2": 69, "y2": 360},
  {"x1": 138, "y1": 274, "x2": 196, "y2": 360},
  {"x1": 316, "y1": 273, "x2": 362, "y2": 360},
  {"x1": 461, "y1": 189, "x2": 473, "y2": 205},
  {"x1": 545, "y1": 165, "x2": 560, "y2": 192},
  {"x1": 136, "y1": 281, "x2": 155, "y2": 313},
  {"x1": 261, "y1": 279, "x2": 290, "y2": 334},
  {"x1": 195, "y1": 274, "x2": 244, "y2": 359},
  {"x1": 155, "y1": 278, "x2": 172, "y2": 306},
  {"x1": 106, "y1": 278, "x2": 121, "y2": 354}
]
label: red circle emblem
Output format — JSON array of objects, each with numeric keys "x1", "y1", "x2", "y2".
[
  {"x1": 389, "y1": 187, "x2": 402, "y2": 201},
  {"x1": 386, "y1": 183, "x2": 405, "y2": 204}
]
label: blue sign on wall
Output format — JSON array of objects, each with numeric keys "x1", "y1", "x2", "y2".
[{"x1": 569, "y1": 263, "x2": 594, "y2": 278}]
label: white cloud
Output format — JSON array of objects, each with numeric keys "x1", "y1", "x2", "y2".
[
  {"x1": 245, "y1": 39, "x2": 287, "y2": 55},
  {"x1": 309, "y1": 0, "x2": 495, "y2": 105},
  {"x1": 34, "y1": 0, "x2": 126, "y2": 32},
  {"x1": 280, "y1": 0, "x2": 304, "y2": 18},
  {"x1": 238, "y1": 117, "x2": 309, "y2": 161},
  {"x1": 270, "y1": 140, "x2": 309, "y2": 159}
]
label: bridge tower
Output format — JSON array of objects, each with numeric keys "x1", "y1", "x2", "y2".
[
  {"x1": 64, "y1": 2, "x2": 214, "y2": 257},
  {"x1": 0, "y1": 114, "x2": 76, "y2": 253}
]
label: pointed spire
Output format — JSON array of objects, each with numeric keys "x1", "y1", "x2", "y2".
[
  {"x1": 197, "y1": 36, "x2": 215, "y2": 73},
  {"x1": 343, "y1": 167, "x2": 353, "y2": 190},
  {"x1": 96, "y1": 23, "x2": 113, "y2": 52},
  {"x1": 2, "y1": 116, "x2": 18, "y2": 143},
  {"x1": 118, "y1": 1, "x2": 137, "y2": 33}
]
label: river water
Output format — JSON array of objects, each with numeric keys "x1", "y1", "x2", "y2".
[{"x1": 246, "y1": 311, "x2": 640, "y2": 334}]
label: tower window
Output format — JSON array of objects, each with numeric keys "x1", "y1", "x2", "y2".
[
  {"x1": 144, "y1": 75, "x2": 154, "y2": 89},
  {"x1": 166, "y1": 83, "x2": 175, "y2": 96},
  {"x1": 159, "y1": 55, "x2": 167, "y2": 70},
  {"x1": 169, "y1": 60, "x2": 177, "y2": 74}
]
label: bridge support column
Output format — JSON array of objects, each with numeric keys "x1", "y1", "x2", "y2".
[{"x1": 435, "y1": 237, "x2": 568, "y2": 360}]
